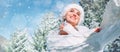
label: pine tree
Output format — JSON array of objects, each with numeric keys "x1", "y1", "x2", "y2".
[
  {"x1": 8, "y1": 29, "x2": 37, "y2": 52},
  {"x1": 32, "y1": 12, "x2": 60, "y2": 52},
  {"x1": 104, "y1": 36, "x2": 120, "y2": 52},
  {"x1": 79, "y1": 0, "x2": 109, "y2": 28},
  {"x1": 79, "y1": 0, "x2": 120, "y2": 52}
]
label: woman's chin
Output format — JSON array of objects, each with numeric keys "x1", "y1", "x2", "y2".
[
  {"x1": 71, "y1": 22, "x2": 77, "y2": 25},
  {"x1": 67, "y1": 20, "x2": 77, "y2": 25},
  {"x1": 70, "y1": 22, "x2": 77, "y2": 26}
]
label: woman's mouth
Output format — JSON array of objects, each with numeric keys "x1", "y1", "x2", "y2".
[{"x1": 70, "y1": 16, "x2": 76, "y2": 20}]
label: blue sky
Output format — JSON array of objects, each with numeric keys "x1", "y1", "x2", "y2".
[{"x1": 0, "y1": 0, "x2": 80, "y2": 40}]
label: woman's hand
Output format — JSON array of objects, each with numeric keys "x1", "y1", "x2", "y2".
[
  {"x1": 94, "y1": 27, "x2": 101, "y2": 32},
  {"x1": 59, "y1": 23, "x2": 68, "y2": 35}
]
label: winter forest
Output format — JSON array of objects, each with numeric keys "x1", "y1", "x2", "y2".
[{"x1": 0, "y1": 0, "x2": 120, "y2": 52}]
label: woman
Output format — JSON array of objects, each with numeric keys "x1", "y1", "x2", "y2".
[{"x1": 46, "y1": 4, "x2": 100, "y2": 52}]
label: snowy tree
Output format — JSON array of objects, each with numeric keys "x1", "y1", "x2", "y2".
[
  {"x1": 32, "y1": 12, "x2": 60, "y2": 52},
  {"x1": 79, "y1": 0, "x2": 109, "y2": 28},
  {"x1": 8, "y1": 29, "x2": 37, "y2": 52},
  {"x1": 79, "y1": 0, "x2": 120, "y2": 52},
  {"x1": 104, "y1": 36, "x2": 120, "y2": 52}
]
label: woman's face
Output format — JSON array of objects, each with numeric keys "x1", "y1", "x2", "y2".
[{"x1": 65, "y1": 8, "x2": 80, "y2": 26}]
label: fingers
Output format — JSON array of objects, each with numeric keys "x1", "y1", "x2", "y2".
[
  {"x1": 95, "y1": 27, "x2": 101, "y2": 32},
  {"x1": 59, "y1": 30, "x2": 68, "y2": 35},
  {"x1": 59, "y1": 23, "x2": 68, "y2": 35}
]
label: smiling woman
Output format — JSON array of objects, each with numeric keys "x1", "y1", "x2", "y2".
[
  {"x1": 0, "y1": 0, "x2": 84, "y2": 52},
  {"x1": 46, "y1": 3, "x2": 101, "y2": 52}
]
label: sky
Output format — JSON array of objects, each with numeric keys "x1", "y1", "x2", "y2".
[{"x1": 0, "y1": 0, "x2": 80, "y2": 40}]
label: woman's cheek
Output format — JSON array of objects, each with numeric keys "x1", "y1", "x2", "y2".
[
  {"x1": 76, "y1": 18, "x2": 80, "y2": 24},
  {"x1": 67, "y1": 16, "x2": 71, "y2": 21}
]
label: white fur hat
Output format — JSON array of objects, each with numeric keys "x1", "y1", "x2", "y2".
[{"x1": 61, "y1": 4, "x2": 84, "y2": 25}]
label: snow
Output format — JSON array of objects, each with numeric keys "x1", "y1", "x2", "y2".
[
  {"x1": 46, "y1": 0, "x2": 120, "y2": 52},
  {"x1": 9, "y1": 29, "x2": 37, "y2": 52},
  {"x1": 86, "y1": 0, "x2": 120, "y2": 51}
]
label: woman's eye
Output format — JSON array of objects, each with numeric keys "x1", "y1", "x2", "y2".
[
  {"x1": 70, "y1": 9, "x2": 74, "y2": 12},
  {"x1": 77, "y1": 12, "x2": 80, "y2": 16}
]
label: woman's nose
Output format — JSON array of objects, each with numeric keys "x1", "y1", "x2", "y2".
[{"x1": 73, "y1": 13, "x2": 76, "y2": 17}]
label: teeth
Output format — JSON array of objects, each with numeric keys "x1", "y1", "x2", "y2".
[{"x1": 71, "y1": 17, "x2": 76, "y2": 20}]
